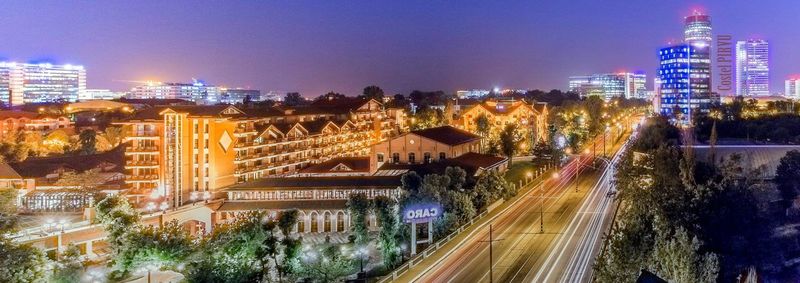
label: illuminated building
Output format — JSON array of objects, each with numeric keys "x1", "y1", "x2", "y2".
[
  {"x1": 81, "y1": 89, "x2": 125, "y2": 100},
  {"x1": 568, "y1": 72, "x2": 647, "y2": 100},
  {"x1": 116, "y1": 98, "x2": 407, "y2": 208},
  {"x1": 0, "y1": 110, "x2": 73, "y2": 138},
  {"x1": 736, "y1": 39, "x2": 770, "y2": 96},
  {"x1": 658, "y1": 44, "x2": 712, "y2": 124},
  {"x1": 684, "y1": 11, "x2": 712, "y2": 48},
  {"x1": 456, "y1": 89, "x2": 491, "y2": 99},
  {"x1": 786, "y1": 78, "x2": 800, "y2": 98},
  {"x1": 219, "y1": 88, "x2": 261, "y2": 104},
  {"x1": 0, "y1": 62, "x2": 86, "y2": 106},
  {"x1": 453, "y1": 99, "x2": 548, "y2": 144},
  {"x1": 127, "y1": 79, "x2": 223, "y2": 104}
]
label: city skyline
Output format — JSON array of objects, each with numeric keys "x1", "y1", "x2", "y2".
[{"x1": 2, "y1": 1, "x2": 799, "y2": 96}]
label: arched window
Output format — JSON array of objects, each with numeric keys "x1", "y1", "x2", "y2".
[
  {"x1": 408, "y1": 153, "x2": 416, "y2": 164},
  {"x1": 336, "y1": 211, "x2": 345, "y2": 232},
  {"x1": 324, "y1": 212, "x2": 332, "y2": 232},
  {"x1": 423, "y1": 152, "x2": 432, "y2": 164},
  {"x1": 310, "y1": 212, "x2": 318, "y2": 233},
  {"x1": 439, "y1": 152, "x2": 446, "y2": 161},
  {"x1": 392, "y1": 153, "x2": 400, "y2": 163},
  {"x1": 377, "y1": 153, "x2": 384, "y2": 163},
  {"x1": 297, "y1": 212, "x2": 306, "y2": 233}
]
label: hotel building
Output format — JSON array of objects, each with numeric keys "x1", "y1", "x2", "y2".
[
  {"x1": 116, "y1": 98, "x2": 406, "y2": 208},
  {"x1": 684, "y1": 12, "x2": 712, "y2": 48},
  {"x1": 736, "y1": 39, "x2": 770, "y2": 96},
  {"x1": 0, "y1": 62, "x2": 86, "y2": 106},
  {"x1": 568, "y1": 72, "x2": 647, "y2": 100}
]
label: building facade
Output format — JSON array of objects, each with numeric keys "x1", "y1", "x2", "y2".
[
  {"x1": 0, "y1": 110, "x2": 73, "y2": 138},
  {"x1": 219, "y1": 88, "x2": 261, "y2": 104},
  {"x1": 81, "y1": 89, "x2": 126, "y2": 100},
  {"x1": 453, "y1": 99, "x2": 548, "y2": 145},
  {"x1": 684, "y1": 12, "x2": 712, "y2": 48},
  {"x1": 127, "y1": 80, "x2": 223, "y2": 104},
  {"x1": 0, "y1": 62, "x2": 86, "y2": 106},
  {"x1": 116, "y1": 99, "x2": 406, "y2": 208},
  {"x1": 786, "y1": 78, "x2": 800, "y2": 98},
  {"x1": 736, "y1": 39, "x2": 770, "y2": 96},
  {"x1": 658, "y1": 44, "x2": 712, "y2": 124},
  {"x1": 569, "y1": 72, "x2": 647, "y2": 100}
]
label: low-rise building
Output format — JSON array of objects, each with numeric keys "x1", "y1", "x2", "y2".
[
  {"x1": 453, "y1": 99, "x2": 548, "y2": 145},
  {"x1": 0, "y1": 110, "x2": 73, "y2": 138}
]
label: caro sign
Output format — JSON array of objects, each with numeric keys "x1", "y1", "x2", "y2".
[{"x1": 403, "y1": 204, "x2": 441, "y2": 222}]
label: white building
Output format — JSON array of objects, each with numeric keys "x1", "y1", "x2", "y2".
[
  {"x1": 456, "y1": 89, "x2": 491, "y2": 99},
  {"x1": 127, "y1": 79, "x2": 222, "y2": 104},
  {"x1": 81, "y1": 89, "x2": 126, "y2": 100},
  {"x1": 736, "y1": 39, "x2": 770, "y2": 96},
  {"x1": 786, "y1": 78, "x2": 800, "y2": 98},
  {"x1": 568, "y1": 72, "x2": 647, "y2": 100},
  {"x1": 0, "y1": 62, "x2": 86, "y2": 106}
]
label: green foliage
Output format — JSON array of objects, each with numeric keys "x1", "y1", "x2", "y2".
[
  {"x1": 499, "y1": 123, "x2": 524, "y2": 166},
  {"x1": 471, "y1": 170, "x2": 512, "y2": 211},
  {"x1": 186, "y1": 211, "x2": 269, "y2": 283},
  {"x1": 694, "y1": 113, "x2": 800, "y2": 144},
  {"x1": 410, "y1": 107, "x2": 445, "y2": 130},
  {"x1": 118, "y1": 220, "x2": 194, "y2": 275},
  {"x1": 0, "y1": 188, "x2": 18, "y2": 233},
  {"x1": 296, "y1": 245, "x2": 355, "y2": 283},
  {"x1": 374, "y1": 196, "x2": 400, "y2": 268},
  {"x1": 347, "y1": 193, "x2": 373, "y2": 246},
  {"x1": 0, "y1": 238, "x2": 49, "y2": 283},
  {"x1": 50, "y1": 244, "x2": 84, "y2": 283},
  {"x1": 284, "y1": 92, "x2": 305, "y2": 106},
  {"x1": 651, "y1": 228, "x2": 719, "y2": 283},
  {"x1": 776, "y1": 150, "x2": 800, "y2": 209}
]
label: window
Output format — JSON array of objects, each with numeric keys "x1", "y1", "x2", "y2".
[
  {"x1": 392, "y1": 153, "x2": 400, "y2": 163},
  {"x1": 408, "y1": 153, "x2": 416, "y2": 164},
  {"x1": 204, "y1": 123, "x2": 209, "y2": 133},
  {"x1": 424, "y1": 152, "x2": 431, "y2": 164},
  {"x1": 377, "y1": 153, "x2": 384, "y2": 163},
  {"x1": 439, "y1": 152, "x2": 446, "y2": 161}
]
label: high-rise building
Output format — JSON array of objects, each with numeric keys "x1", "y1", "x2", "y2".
[
  {"x1": 0, "y1": 62, "x2": 86, "y2": 106},
  {"x1": 786, "y1": 77, "x2": 800, "y2": 98},
  {"x1": 684, "y1": 12, "x2": 712, "y2": 48},
  {"x1": 736, "y1": 39, "x2": 770, "y2": 96},
  {"x1": 658, "y1": 44, "x2": 712, "y2": 124},
  {"x1": 568, "y1": 72, "x2": 647, "y2": 100}
]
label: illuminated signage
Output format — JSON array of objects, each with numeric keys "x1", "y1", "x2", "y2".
[{"x1": 403, "y1": 203, "x2": 441, "y2": 222}]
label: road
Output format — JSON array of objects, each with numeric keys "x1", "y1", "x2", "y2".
[{"x1": 401, "y1": 125, "x2": 635, "y2": 283}]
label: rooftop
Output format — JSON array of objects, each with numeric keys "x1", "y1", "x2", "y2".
[
  {"x1": 299, "y1": 157, "x2": 371, "y2": 174},
  {"x1": 410, "y1": 126, "x2": 481, "y2": 146},
  {"x1": 225, "y1": 176, "x2": 402, "y2": 190}
]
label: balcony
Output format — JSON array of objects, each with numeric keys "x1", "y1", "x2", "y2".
[
  {"x1": 125, "y1": 175, "x2": 159, "y2": 182},
  {"x1": 126, "y1": 160, "x2": 159, "y2": 167},
  {"x1": 125, "y1": 146, "x2": 159, "y2": 154}
]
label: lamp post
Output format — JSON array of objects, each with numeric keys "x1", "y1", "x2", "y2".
[
  {"x1": 545, "y1": 173, "x2": 559, "y2": 233},
  {"x1": 526, "y1": 171, "x2": 533, "y2": 185},
  {"x1": 356, "y1": 247, "x2": 368, "y2": 273},
  {"x1": 189, "y1": 192, "x2": 198, "y2": 205},
  {"x1": 203, "y1": 191, "x2": 211, "y2": 203}
]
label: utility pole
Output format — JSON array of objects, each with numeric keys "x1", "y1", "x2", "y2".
[
  {"x1": 540, "y1": 188, "x2": 544, "y2": 233},
  {"x1": 480, "y1": 224, "x2": 503, "y2": 283},
  {"x1": 575, "y1": 156, "x2": 581, "y2": 193}
]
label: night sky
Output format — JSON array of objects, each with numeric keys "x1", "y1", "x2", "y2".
[{"x1": 1, "y1": 0, "x2": 798, "y2": 96}]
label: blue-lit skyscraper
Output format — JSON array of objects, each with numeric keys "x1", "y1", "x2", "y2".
[{"x1": 658, "y1": 44, "x2": 712, "y2": 125}]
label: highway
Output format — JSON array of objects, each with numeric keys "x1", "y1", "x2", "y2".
[{"x1": 400, "y1": 125, "x2": 635, "y2": 283}]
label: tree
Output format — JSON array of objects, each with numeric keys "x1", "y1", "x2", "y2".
[
  {"x1": 187, "y1": 211, "x2": 272, "y2": 283},
  {"x1": 118, "y1": 220, "x2": 194, "y2": 275},
  {"x1": 347, "y1": 193, "x2": 372, "y2": 245},
  {"x1": 315, "y1": 92, "x2": 347, "y2": 102},
  {"x1": 50, "y1": 244, "x2": 83, "y2": 283},
  {"x1": 0, "y1": 188, "x2": 18, "y2": 232},
  {"x1": 284, "y1": 92, "x2": 305, "y2": 106},
  {"x1": 103, "y1": 126, "x2": 125, "y2": 148},
  {"x1": 362, "y1": 85, "x2": 385, "y2": 102},
  {"x1": 43, "y1": 130, "x2": 70, "y2": 154},
  {"x1": 475, "y1": 114, "x2": 491, "y2": 153},
  {"x1": 374, "y1": 196, "x2": 399, "y2": 268},
  {"x1": 55, "y1": 168, "x2": 107, "y2": 191},
  {"x1": 0, "y1": 238, "x2": 49, "y2": 283},
  {"x1": 776, "y1": 150, "x2": 800, "y2": 210},
  {"x1": 78, "y1": 129, "x2": 97, "y2": 155},
  {"x1": 94, "y1": 195, "x2": 141, "y2": 278},
  {"x1": 650, "y1": 228, "x2": 719, "y2": 283},
  {"x1": 499, "y1": 123, "x2": 523, "y2": 167},
  {"x1": 271, "y1": 209, "x2": 302, "y2": 282},
  {"x1": 296, "y1": 245, "x2": 355, "y2": 283}
]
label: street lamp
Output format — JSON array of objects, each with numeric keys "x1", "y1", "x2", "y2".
[
  {"x1": 202, "y1": 191, "x2": 211, "y2": 203},
  {"x1": 159, "y1": 201, "x2": 169, "y2": 213},
  {"x1": 356, "y1": 247, "x2": 368, "y2": 273},
  {"x1": 526, "y1": 171, "x2": 533, "y2": 185},
  {"x1": 189, "y1": 192, "x2": 198, "y2": 205}
]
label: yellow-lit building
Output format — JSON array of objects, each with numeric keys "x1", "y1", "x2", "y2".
[
  {"x1": 453, "y1": 99, "x2": 549, "y2": 144},
  {"x1": 116, "y1": 98, "x2": 406, "y2": 208}
]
